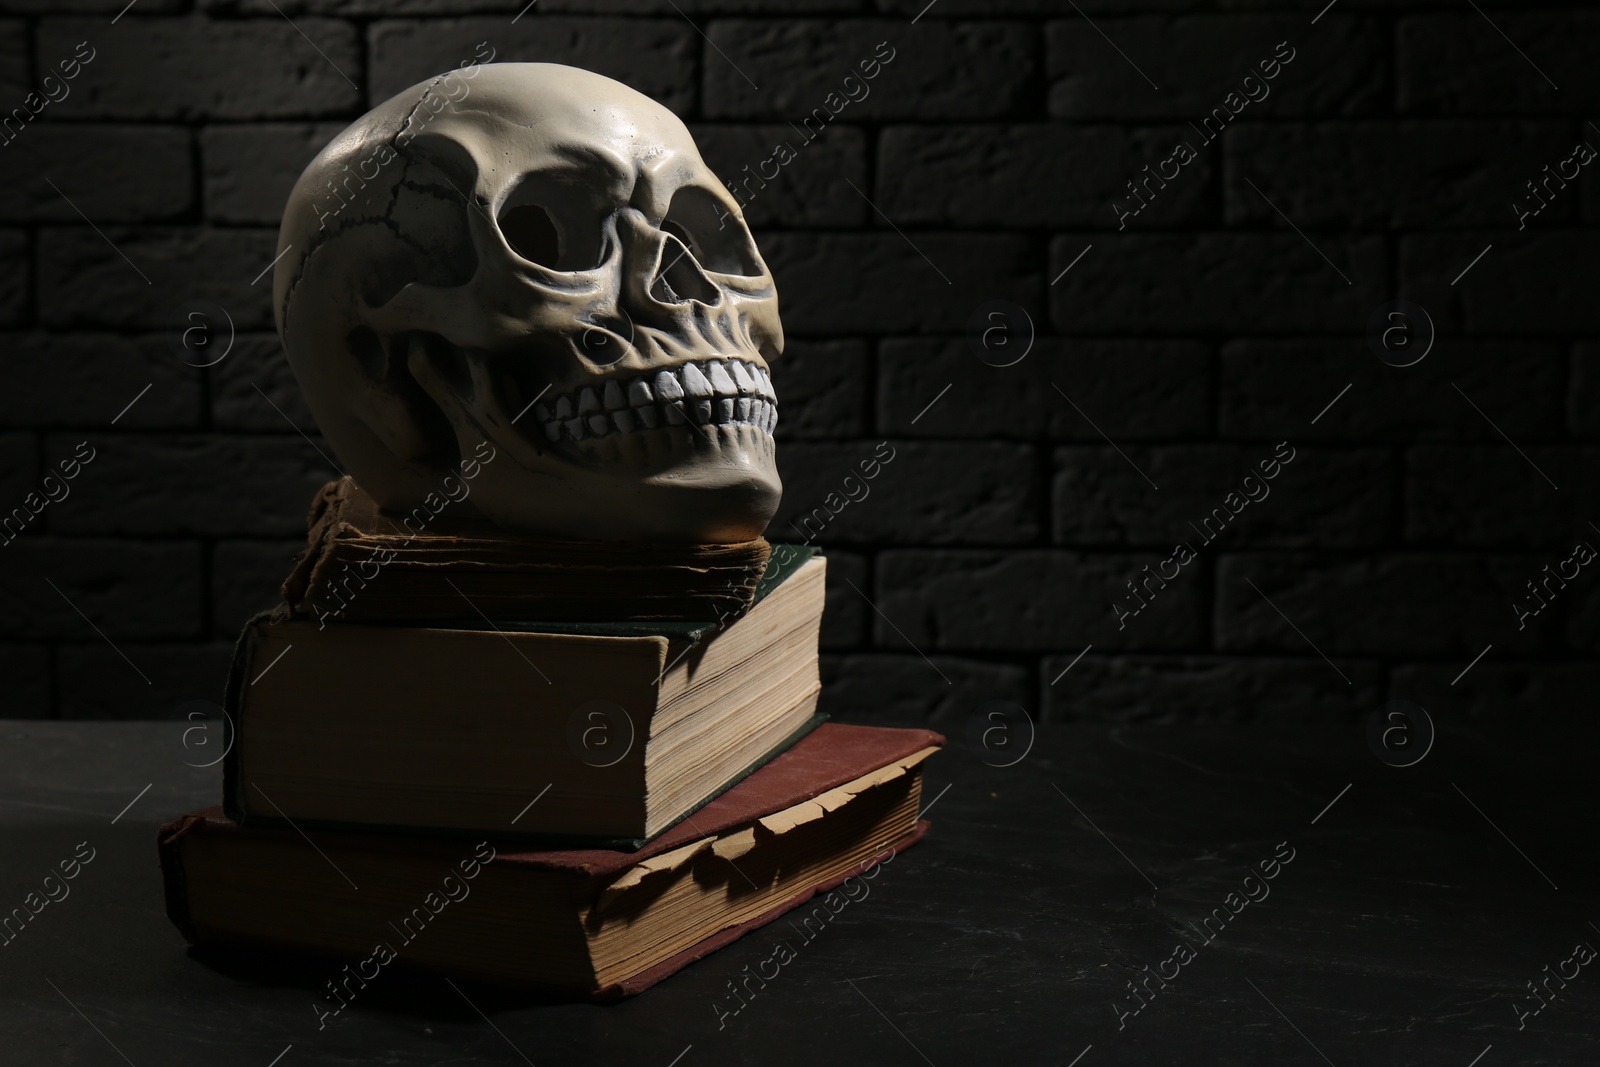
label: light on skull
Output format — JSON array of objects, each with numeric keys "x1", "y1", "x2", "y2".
[{"x1": 273, "y1": 63, "x2": 784, "y2": 544}]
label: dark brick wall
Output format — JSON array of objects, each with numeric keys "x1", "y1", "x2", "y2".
[{"x1": 0, "y1": 1, "x2": 1594, "y2": 729}]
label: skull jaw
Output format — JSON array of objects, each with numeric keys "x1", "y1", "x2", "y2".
[
  {"x1": 384, "y1": 328, "x2": 782, "y2": 541},
  {"x1": 404, "y1": 400, "x2": 780, "y2": 543},
  {"x1": 470, "y1": 423, "x2": 782, "y2": 543}
]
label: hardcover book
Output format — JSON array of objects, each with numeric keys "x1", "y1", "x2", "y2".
[
  {"x1": 282, "y1": 478, "x2": 772, "y2": 624},
  {"x1": 164, "y1": 724, "x2": 942, "y2": 999},
  {"x1": 226, "y1": 550, "x2": 826, "y2": 845}
]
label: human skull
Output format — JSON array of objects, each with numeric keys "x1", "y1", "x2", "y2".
[{"x1": 273, "y1": 63, "x2": 783, "y2": 543}]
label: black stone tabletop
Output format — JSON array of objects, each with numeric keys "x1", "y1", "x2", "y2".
[{"x1": 1, "y1": 716, "x2": 1593, "y2": 1066}]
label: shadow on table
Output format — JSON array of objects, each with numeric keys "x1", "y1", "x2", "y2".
[{"x1": 184, "y1": 943, "x2": 574, "y2": 1016}]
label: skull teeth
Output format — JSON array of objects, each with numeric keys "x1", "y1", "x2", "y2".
[
  {"x1": 603, "y1": 380, "x2": 626, "y2": 411},
  {"x1": 707, "y1": 362, "x2": 737, "y2": 395},
  {"x1": 655, "y1": 369, "x2": 684, "y2": 400},
  {"x1": 541, "y1": 358, "x2": 777, "y2": 444}
]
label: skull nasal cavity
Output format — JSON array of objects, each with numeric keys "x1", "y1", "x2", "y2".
[
  {"x1": 651, "y1": 236, "x2": 720, "y2": 306},
  {"x1": 499, "y1": 203, "x2": 563, "y2": 268}
]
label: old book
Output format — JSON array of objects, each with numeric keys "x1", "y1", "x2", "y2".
[
  {"x1": 281, "y1": 477, "x2": 771, "y2": 624},
  {"x1": 163, "y1": 724, "x2": 942, "y2": 999},
  {"x1": 226, "y1": 550, "x2": 826, "y2": 845}
]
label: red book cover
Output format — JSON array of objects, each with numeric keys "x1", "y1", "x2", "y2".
[{"x1": 159, "y1": 723, "x2": 944, "y2": 998}]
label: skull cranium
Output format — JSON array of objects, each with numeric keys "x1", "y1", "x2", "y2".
[{"x1": 273, "y1": 62, "x2": 783, "y2": 543}]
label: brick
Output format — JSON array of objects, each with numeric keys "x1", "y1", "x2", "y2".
[
  {"x1": 1054, "y1": 444, "x2": 1391, "y2": 549},
  {"x1": 0, "y1": 332, "x2": 202, "y2": 429},
  {"x1": 877, "y1": 550, "x2": 1207, "y2": 652},
  {"x1": 1048, "y1": 15, "x2": 1385, "y2": 119},
  {"x1": 1586, "y1": 129, "x2": 1600, "y2": 226},
  {"x1": 1390, "y1": 661, "x2": 1600, "y2": 736},
  {"x1": 39, "y1": 226, "x2": 278, "y2": 330},
  {"x1": 368, "y1": 19, "x2": 697, "y2": 114},
  {"x1": 2, "y1": 126, "x2": 193, "y2": 223},
  {"x1": 0, "y1": 20, "x2": 27, "y2": 103},
  {"x1": 821, "y1": 653, "x2": 1032, "y2": 727},
  {"x1": 0, "y1": 230, "x2": 24, "y2": 325},
  {"x1": 1406, "y1": 447, "x2": 1593, "y2": 549},
  {"x1": 777, "y1": 441, "x2": 1040, "y2": 545},
  {"x1": 1561, "y1": 579, "x2": 1600, "y2": 653},
  {"x1": 0, "y1": 431, "x2": 35, "y2": 504},
  {"x1": 210, "y1": 333, "x2": 315, "y2": 432},
  {"x1": 705, "y1": 20, "x2": 1035, "y2": 121},
  {"x1": 691, "y1": 123, "x2": 867, "y2": 229},
  {"x1": 1572, "y1": 343, "x2": 1600, "y2": 439},
  {"x1": 213, "y1": 539, "x2": 302, "y2": 637},
  {"x1": 0, "y1": 439, "x2": 106, "y2": 543},
  {"x1": 1044, "y1": 655, "x2": 1381, "y2": 724},
  {"x1": 1215, "y1": 553, "x2": 1555, "y2": 658},
  {"x1": 39, "y1": 17, "x2": 362, "y2": 120},
  {"x1": 1226, "y1": 121, "x2": 1579, "y2": 229},
  {"x1": 44, "y1": 434, "x2": 337, "y2": 537},
  {"x1": 880, "y1": 338, "x2": 1210, "y2": 440},
  {"x1": 814, "y1": 549, "x2": 866, "y2": 650},
  {"x1": 769, "y1": 339, "x2": 869, "y2": 440},
  {"x1": 880, "y1": 124, "x2": 1218, "y2": 229},
  {"x1": 764, "y1": 232, "x2": 1038, "y2": 334},
  {"x1": 0, "y1": 644, "x2": 51, "y2": 718},
  {"x1": 1398, "y1": 14, "x2": 1590, "y2": 115},
  {"x1": 0, "y1": 539, "x2": 202, "y2": 640},
  {"x1": 1402, "y1": 232, "x2": 1600, "y2": 335},
  {"x1": 58, "y1": 642, "x2": 235, "y2": 720},
  {"x1": 1220, "y1": 338, "x2": 1567, "y2": 443},
  {"x1": 201, "y1": 123, "x2": 345, "y2": 225},
  {"x1": 1050, "y1": 233, "x2": 1387, "y2": 334}
]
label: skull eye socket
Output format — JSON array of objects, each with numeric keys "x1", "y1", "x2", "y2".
[
  {"x1": 496, "y1": 172, "x2": 608, "y2": 271},
  {"x1": 660, "y1": 186, "x2": 762, "y2": 277},
  {"x1": 500, "y1": 204, "x2": 563, "y2": 268}
]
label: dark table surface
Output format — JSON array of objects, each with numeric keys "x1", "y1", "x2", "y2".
[{"x1": 0, "y1": 716, "x2": 1594, "y2": 1066}]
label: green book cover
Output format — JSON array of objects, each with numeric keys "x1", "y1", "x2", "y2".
[{"x1": 220, "y1": 545, "x2": 823, "y2": 851}]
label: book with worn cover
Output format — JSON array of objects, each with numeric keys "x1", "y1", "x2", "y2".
[
  {"x1": 226, "y1": 549, "x2": 827, "y2": 846},
  {"x1": 282, "y1": 478, "x2": 770, "y2": 624},
  {"x1": 164, "y1": 724, "x2": 942, "y2": 999}
]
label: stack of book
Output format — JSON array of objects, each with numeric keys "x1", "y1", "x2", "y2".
[{"x1": 158, "y1": 479, "x2": 941, "y2": 998}]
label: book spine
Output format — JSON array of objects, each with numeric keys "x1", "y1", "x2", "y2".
[
  {"x1": 220, "y1": 613, "x2": 270, "y2": 824},
  {"x1": 156, "y1": 814, "x2": 204, "y2": 943}
]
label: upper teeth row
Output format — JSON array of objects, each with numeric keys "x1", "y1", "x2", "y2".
[{"x1": 535, "y1": 359, "x2": 778, "y2": 443}]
